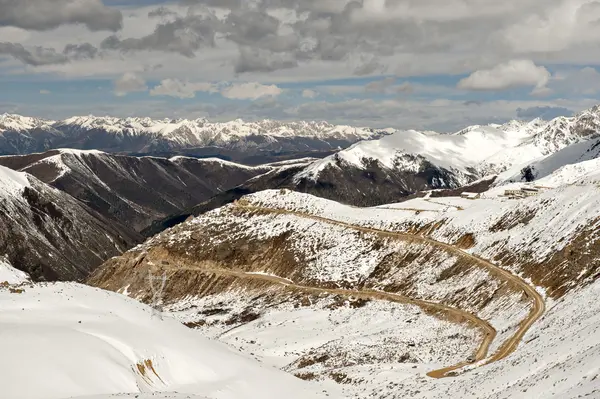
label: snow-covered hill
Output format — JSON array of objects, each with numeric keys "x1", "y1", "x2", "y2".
[
  {"x1": 0, "y1": 113, "x2": 391, "y2": 160},
  {"x1": 0, "y1": 150, "x2": 271, "y2": 232},
  {"x1": 0, "y1": 163, "x2": 140, "y2": 281},
  {"x1": 494, "y1": 136, "x2": 600, "y2": 186},
  {"x1": 89, "y1": 166, "x2": 600, "y2": 398},
  {"x1": 0, "y1": 263, "x2": 335, "y2": 399}
]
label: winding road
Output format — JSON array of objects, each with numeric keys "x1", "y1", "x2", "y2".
[
  {"x1": 160, "y1": 262, "x2": 495, "y2": 379},
  {"x1": 153, "y1": 202, "x2": 544, "y2": 379},
  {"x1": 232, "y1": 203, "x2": 546, "y2": 377}
]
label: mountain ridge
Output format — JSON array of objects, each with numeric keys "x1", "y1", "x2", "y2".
[{"x1": 0, "y1": 113, "x2": 394, "y2": 161}]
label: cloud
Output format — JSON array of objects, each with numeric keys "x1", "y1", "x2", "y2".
[
  {"x1": 235, "y1": 47, "x2": 297, "y2": 74},
  {"x1": 113, "y1": 72, "x2": 147, "y2": 96},
  {"x1": 395, "y1": 82, "x2": 414, "y2": 94},
  {"x1": 302, "y1": 89, "x2": 318, "y2": 99},
  {"x1": 148, "y1": 7, "x2": 177, "y2": 19},
  {"x1": 0, "y1": 0, "x2": 122, "y2": 32},
  {"x1": 220, "y1": 82, "x2": 283, "y2": 100},
  {"x1": 354, "y1": 57, "x2": 385, "y2": 76},
  {"x1": 39, "y1": 90, "x2": 50, "y2": 95},
  {"x1": 100, "y1": 14, "x2": 219, "y2": 57},
  {"x1": 0, "y1": 42, "x2": 68, "y2": 66},
  {"x1": 364, "y1": 77, "x2": 415, "y2": 95},
  {"x1": 150, "y1": 79, "x2": 217, "y2": 99},
  {"x1": 63, "y1": 43, "x2": 98, "y2": 60},
  {"x1": 516, "y1": 106, "x2": 574, "y2": 120},
  {"x1": 457, "y1": 60, "x2": 550, "y2": 93}
]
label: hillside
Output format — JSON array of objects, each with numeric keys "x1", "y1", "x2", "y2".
[
  {"x1": 89, "y1": 162, "x2": 600, "y2": 397},
  {"x1": 0, "y1": 261, "x2": 336, "y2": 399},
  {"x1": 0, "y1": 164, "x2": 140, "y2": 281},
  {"x1": 0, "y1": 150, "x2": 270, "y2": 231},
  {"x1": 0, "y1": 114, "x2": 391, "y2": 162}
]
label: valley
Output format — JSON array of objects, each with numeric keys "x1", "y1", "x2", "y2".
[
  {"x1": 2, "y1": 107, "x2": 600, "y2": 398},
  {"x1": 4, "y1": 0, "x2": 600, "y2": 397}
]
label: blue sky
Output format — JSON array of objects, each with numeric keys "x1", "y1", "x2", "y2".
[{"x1": 1, "y1": 0, "x2": 600, "y2": 131}]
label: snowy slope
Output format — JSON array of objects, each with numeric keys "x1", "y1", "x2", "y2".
[
  {"x1": 0, "y1": 113, "x2": 56, "y2": 133},
  {"x1": 0, "y1": 277, "x2": 336, "y2": 399},
  {"x1": 0, "y1": 257, "x2": 29, "y2": 285},
  {"x1": 55, "y1": 116, "x2": 385, "y2": 142},
  {"x1": 390, "y1": 279, "x2": 600, "y2": 399},
  {"x1": 495, "y1": 137, "x2": 600, "y2": 186},
  {"x1": 91, "y1": 180, "x2": 600, "y2": 398},
  {"x1": 294, "y1": 106, "x2": 600, "y2": 197},
  {"x1": 0, "y1": 163, "x2": 30, "y2": 196}
]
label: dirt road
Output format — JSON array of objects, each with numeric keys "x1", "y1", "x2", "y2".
[
  {"x1": 158, "y1": 262, "x2": 495, "y2": 379},
  {"x1": 233, "y1": 203, "x2": 545, "y2": 377}
]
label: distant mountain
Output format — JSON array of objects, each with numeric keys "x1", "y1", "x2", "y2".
[
  {"x1": 0, "y1": 164, "x2": 141, "y2": 281},
  {"x1": 0, "y1": 149, "x2": 271, "y2": 232},
  {"x1": 277, "y1": 106, "x2": 600, "y2": 205},
  {"x1": 148, "y1": 105, "x2": 600, "y2": 232},
  {"x1": 0, "y1": 114, "x2": 393, "y2": 162}
]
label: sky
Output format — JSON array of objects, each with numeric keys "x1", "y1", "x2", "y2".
[{"x1": 1, "y1": 0, "x2": 600, "y2": 132}]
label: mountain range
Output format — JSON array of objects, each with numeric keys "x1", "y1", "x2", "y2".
[
  {"x1": 149, "y1": 105, "x2": 600, "y2": 232},
  {"x1": 3, "y1": 105, "x2": 600, "y2": 399},
  {"x1": 0, "y1": 114, "x2": 392, "y2": 163}
]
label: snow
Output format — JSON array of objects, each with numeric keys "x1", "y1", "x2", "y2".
[
  {"x1": 58, "y1": 148, "x2": 106, "y2": 155},
  {"x1": 0, "y1": 113, "x2": 56, "y2": 133},
  {"x1": 244, "y1": 183, "x2": 600, "y2": 268},
  {"x1": 0, "y1": 258, "x2": 29, "y2": 285},
  {"x1": 496, "y1": 137, "x2": 600, "y2": 186},
  {"x1": 169, "y1": 156, "x2": 262, "y2": 171},
  {"x1": 0, "y1": 164, "x2": 30, "y2": 196},
  {"x1": 0, "y1": 281, "x2": 337, "y2": 399},
  {"x1": 166, "y1": 290, "x2": 479, "y2": 397},
  {"x1": 388, "y1": 280, "x2": 600, "y2": 399},
  {"x1": 149, "y1": 185, "x2": 600, "y2": 398},
  {"x1": 55, "y1": 115, "x2": 387, "y2": 142},
  {"x1": 296, "y1": 107, "x2": 600, "y2": 184}
]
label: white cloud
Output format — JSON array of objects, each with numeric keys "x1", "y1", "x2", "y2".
[
  {"x1": 220, "y1": 82, "x2": 283, "y2": 100},
  {"x1": 150, "y1": 79, "x2": 217, "y2": 99},
  {"x1": 457, "y1": 60, "x2": 550, "y2": 93},
  {"x1": 302, "y1": 89, "x2": 318, "y2": 99},
  {"x1": 113, "y1": 72, "x2": 147, "y2": 97},
  {"x1": 39, "y1": 89, "x2": 50, "y2": 95}
]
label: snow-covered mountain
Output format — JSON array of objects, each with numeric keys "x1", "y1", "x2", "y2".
[
  {"x1": 221, "y1": 105, "x2": 600, "y2": 207},
  {"x1": 0, "y1": 262, "x2": 335, "y2": 399},
  {"x1": 0, "y1": 164, "x2": 140, "y2": 281},
  {"x1": 0, "y1": 113, "x2": 392, "y2": 161},
  {"x1": 0, "y1": 149, "x2": 271, "y2": 232},
  {"x1": 494, "y1": 136, "x2": 600, "y2": 186},
  {"x1": 298, "y1": 106, "x2": 600, "y2": 185},
  {"x1": 90, "y1": 177, "x2": 600, "y2": 398},
  {"x1": 129, "y1": 106, "x2": 600, "y2": 234}
]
